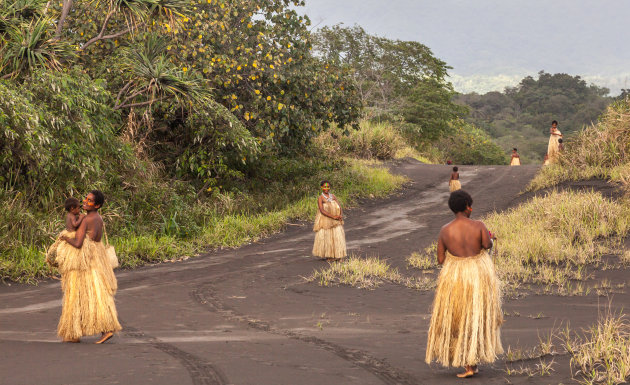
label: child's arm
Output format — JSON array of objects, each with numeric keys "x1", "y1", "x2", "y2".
[{"x1": 66, "y1": 213, "x2": 84, "y2": 229}]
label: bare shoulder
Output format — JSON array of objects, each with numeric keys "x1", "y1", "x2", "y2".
[{"x1": 473, "y1": 219, "x2": 488, "y2": 229}]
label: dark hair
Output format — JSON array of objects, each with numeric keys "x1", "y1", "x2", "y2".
[
  {"x1": 448, "y1": 190, "x2": 473, "y2": 213},
  {"x1": 64, "y1": 197, "x2": 81, "y2": 212},
  {"x1": 558, "y1": 138, "x2": 563, "y2": 144},
  {"x1": 552, "y1": 120, "x2": 558, "y2": 125},
  {"x1": 513, "y1": 148, "x2": 518, "y2": 152},
  {"x1": 90, "y1": 190, "x2": 105, "y2": 208},
  {"x1": 320, "y1": 180, "x2": 330, "y2": 187},
  {"x1": 453, "y1": 166, "x2": 458, "y2": 172}
]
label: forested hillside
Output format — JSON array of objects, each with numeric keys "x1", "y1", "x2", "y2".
[{"x1": 456, "y1": 71, "x2": 613, "y2": 164}]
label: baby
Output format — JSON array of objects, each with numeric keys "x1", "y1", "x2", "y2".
[
  {"x1": 46, "y1": 197, "x2": 84, "y2": 268},
  {"x1": 64, "y1": 197, "x2": 85, "y2": 231}
]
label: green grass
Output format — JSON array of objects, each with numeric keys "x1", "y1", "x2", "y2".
[{"x1": 0, "y1": 158, "x2": 407, "y2": 281}]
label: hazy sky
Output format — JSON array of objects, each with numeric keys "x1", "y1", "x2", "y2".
[{"x1": 299, "y1": 0, "x2": 630, "y2": 94}]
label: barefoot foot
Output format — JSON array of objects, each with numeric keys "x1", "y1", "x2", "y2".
[
  {"x1": 95, "y1": 331, "x2": 113, "y2": 344},
  {"x1": 456, "y1": 367, "x2": 475, "y2": 378}
]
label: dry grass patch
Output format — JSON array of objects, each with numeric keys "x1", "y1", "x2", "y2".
[
  {"x1": 563, "y1": 311, "x2": 630, "y2": 384},
  {"x1": 407, "y1": 244, "x2": 438, "y2": 270},
  {"x1": 528, "y1": 97, "x2": 630, "y2": 192},
  {"x1": 308, "y1": 256, "x2": 434, "y2": 290},
  {"x1": 484, "y1": 190, "x2": 629, "y2": 293},
  {"x1": 408, "y1": 190, "x2": 630, "y2": 294}
]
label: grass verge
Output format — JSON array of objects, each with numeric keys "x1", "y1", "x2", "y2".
[
  {"x1": 563, "y1": 311, "x2": 630, "y2": 384},
  {"x1": 408, "y1": 190, "x2": 630, "y2": 295},
  {"x1": 528, "y1": 97, "x2": 630, "y2": 192},
  {"x1": 0, "y1": 158, "x2": 406, "y2": 283}
]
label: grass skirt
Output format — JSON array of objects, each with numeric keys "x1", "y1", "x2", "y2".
[
  {"x1": 426, "y1": 251, "x2": 503, "y2": 367},
  {"x1": 313, "y1": 200, "x2": 347, "y2": 260},
  {"x1": 449, "y1": 180, "x2": 461, "y2": 192},
  {"x1": 56, "y1": 236, "x2": 122, "y2": 340},
  {"x1": 510, "y1": 157, "x2": 521, "y2": 166},
  {"x1": 547, "y1": 130, "x2": 562, "y2": 162},
  {"x1": 46, "y1": 230, "x2": 73, "y2": 266}
]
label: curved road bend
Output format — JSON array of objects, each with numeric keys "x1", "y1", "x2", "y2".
[{"x1": 1, "y1": 161, "x2": 542, "y2": 385}]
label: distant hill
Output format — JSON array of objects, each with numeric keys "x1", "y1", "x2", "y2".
[{"x1": 456, "y1": 71, "x2": 613, "y2": 164}]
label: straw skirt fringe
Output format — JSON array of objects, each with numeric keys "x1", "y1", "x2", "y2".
[
  {"x1": 56, "y1": 237, "x2": 122, "y2": 340},
  {"x1": 313, "y1": 200, "x2": 347, "y2": 260},
  {"x1": 426, "y1": 251, "x2": 503, "y2": 367},
  {"x1": 547, "y1": 131, "x2": 562, "y2": 162},
  {"x1": 46, "y1": 230, "x2": 74, "y2": 266},
  {"x1": 510, "y1": 158, "x2": 521, "y2": 166},
  {"x1": 449, "y1": 180, "x2": 461, "y2": 192}
]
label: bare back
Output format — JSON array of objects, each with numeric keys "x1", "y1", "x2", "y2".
[
  {"x1": 451, "y1": 172, "x2": 459, "y2": 180},
  {"x1": 437, "y1": 217, "x2": 491, "y2": 264}
]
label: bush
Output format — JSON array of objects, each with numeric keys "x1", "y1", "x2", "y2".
[
  {"x1": 528, "y1": 97, "x2": 630, "y2": 191},
  {"x1": 314, "y1": 121, "x2": 407, "y2": 160},
  {"x1": 434, "y1": 120, "x2": 509, "y2": 165}
]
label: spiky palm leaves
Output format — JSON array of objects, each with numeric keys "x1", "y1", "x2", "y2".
[
  {"x1": 115, "y1": 35, "x2": 209, "y2": 110},
  {"x1": 1, "y1": 17, "x2": 75, "y2": 78}
]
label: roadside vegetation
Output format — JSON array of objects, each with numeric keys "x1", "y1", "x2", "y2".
[
  {"x1": 308, "y1": 256, "x2": 433, "y2": 290},
  {"x1": 3, "y1": 0, "x2": 500, "y2": 284},
  {"x1": 457, "y1": 71, "x2": 615, "y2": 164},
  {"x1": 408, "y1": 190, "x2": 630, "y2": 295},
  {"x1": 529, "y1": 97, "x2": 630, "y2": 191}
]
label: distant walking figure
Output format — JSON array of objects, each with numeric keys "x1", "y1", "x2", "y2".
[
  {"x1": 57, "y1": 190, "x2": 121, "y2": 343},
  {"x1": 426, "y1": 190, "x2": 503, "y2": 378},
  {"x1": 510, "y1": 148, "x2": 520, "y2": 166},
  {"x1": 312, "y1": 181, "x2": 347, "y2": 260},
  {"x1": 449, "y1": 167, "x2": 461, "y2": 192},
  {"x1": 547, "y1": 120, "x2": 563, "y2": 163}
]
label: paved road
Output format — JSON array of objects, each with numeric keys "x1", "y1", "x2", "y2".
[{"x1": 2, "y1": 161, "x2": 572, "y2": 385}]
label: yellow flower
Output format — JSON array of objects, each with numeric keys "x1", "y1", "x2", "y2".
[
  {"x1": 278, "y1": 103, "x2": 284, "y2": 110},
  {"x1": 266, "y1": 96, "x2": 271, "y2": 101},
  {"x1": 254, "y1": 90, "x2": 260, "y2": 94},
  {"x1": 182, "y1": 67, "x2": 188, "y2": 72},
  {"x1": 269, "y1": 64, "x2": 274, "y2": 69},
  {"x1": 237, "y1": 65, "x2": 242, "y2": 70}
]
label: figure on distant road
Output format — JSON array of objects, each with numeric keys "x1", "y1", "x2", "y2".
[
  {"x1": 312, "y1": 181, "x2": 347, "y2": 261},
  {"x1": 449, "y1": 166, "x2": 461, "y2": 192},
  {"x1": 426, "y1": 190, "x2": 503, "y2": 378},
  {"x1": 510, "y1": 148, "x2": 521, "y2": 166}
]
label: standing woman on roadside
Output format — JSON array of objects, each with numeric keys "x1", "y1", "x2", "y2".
[
  {"x1": 312, "y1": 181, "x2": 347, "y2": 261},
  {"x1": 547, "y1": 120, "x2": 563, "y2": 163},
  {"x1": 57, "y1": 190, "x2": 122, "y2": 343},
  {"x1": 510, "y1": 148, "x2": 520, "y2": 166}
]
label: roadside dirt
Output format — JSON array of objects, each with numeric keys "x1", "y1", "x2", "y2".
[{"x1": 1, "y1": 160, "x2": 627, "y2": 385}]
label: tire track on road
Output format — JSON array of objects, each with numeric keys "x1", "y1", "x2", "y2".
[
  {"x1": 123, "y1": 325, "x2": 229, "y2": 385},
  {"x1": 191, "y1": 285, "x2": 419, "y2": 385}
]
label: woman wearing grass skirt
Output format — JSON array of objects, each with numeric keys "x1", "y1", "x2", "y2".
[
  {"x1": 312, "y1": 180, "x2": 347, "y2": 260},
  {"x1": 510, "y1": 148, "x2": 521, "y2": 166},
  {"x1": 547, "y1": 120, "x2": 563, "y2": 163},
  {"x1": 57, "y1": 190, "x2": 121, "y2": 343},
  {"x1": 449, "y1": 166, "x2": 461, "y2": 192},
  {"x1": 426, "y1": 190, "x2": 503, "y2": 378}
]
